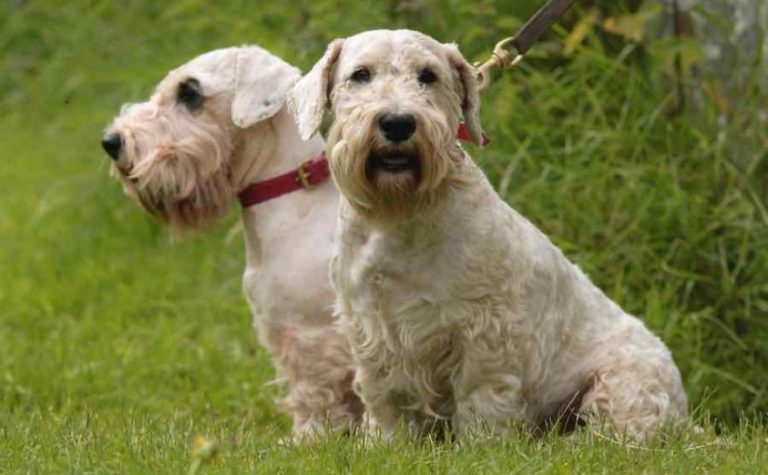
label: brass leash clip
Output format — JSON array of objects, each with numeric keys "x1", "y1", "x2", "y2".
[{"x1": 474, "y1": 37, "x2": 525, "y2": 92}]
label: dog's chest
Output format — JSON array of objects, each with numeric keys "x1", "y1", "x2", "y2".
[
  {"x1": 338, "y1": 224, "x2": 454, "y2": 319},
  {"x1": 335, "y1": 223, "x2": 465, "y2": 408}
]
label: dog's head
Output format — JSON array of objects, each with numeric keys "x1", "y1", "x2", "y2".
[
  {"x1": 102, "y1": 46, "x2": 300, "y2": 229},
  {"x1": 289, "y1": 29, "x2": 482, "y2": 220}
]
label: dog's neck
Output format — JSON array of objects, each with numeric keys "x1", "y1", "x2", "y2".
[
  {"x1": 236, "y1": 107, "x2": 336, "y2": 270},
  {"x1": 232, "y1": 106, "x2": 325, "y2": 192}
]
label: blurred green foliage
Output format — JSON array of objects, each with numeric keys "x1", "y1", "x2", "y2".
[{"x1": 0, "y1": 0, "x2": 767, "y2": 470}]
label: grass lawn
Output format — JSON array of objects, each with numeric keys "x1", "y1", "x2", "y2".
[{"x1": 1, "y1": 1, "x2": 766, "y2": 473}]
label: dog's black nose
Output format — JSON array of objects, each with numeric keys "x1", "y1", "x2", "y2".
[
  {"x1": 101, "y1": 132, "x2": 122, "y2": 160},
  {"x1": 379, "y1": 113, "x2": 416, "y2": 143}
]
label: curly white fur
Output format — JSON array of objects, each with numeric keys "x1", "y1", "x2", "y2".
[
  {"x1": 104, "y1": 46, "x2": 362, "y2": 439},
  {"x1": 290, "y1": 30, "x2": 688, "y2": 442}
]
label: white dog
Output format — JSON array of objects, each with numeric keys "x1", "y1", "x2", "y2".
[
  {"x1": 290, "y1": 30, "x2": 688, "y2": 441},
  {"x1": 101, "y1": 46, "x2": 362, "y2": 439}
]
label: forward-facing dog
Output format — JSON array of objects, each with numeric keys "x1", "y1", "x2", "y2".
[
  {"x1": 101, "y1": 46, "x2": 362, "y2": 439},
  {"x1": 290, "y1": 29, "x2": 688, "y2": 441}
]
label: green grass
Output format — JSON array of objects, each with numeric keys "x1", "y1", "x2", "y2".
[{"x1": 1, "y1": 1, "x2": 767, "y2": 472}]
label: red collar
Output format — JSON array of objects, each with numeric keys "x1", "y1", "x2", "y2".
[
  {"x1": 238, "y1": 122, "x2": 489, "y2": 208},
  {"x1": 238, "y1": 155, "x2": 330, "y2": 207},
  {"x1": 456, "y1": 122, "x2": 490, "y2": 146}
]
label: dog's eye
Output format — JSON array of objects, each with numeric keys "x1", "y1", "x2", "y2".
[
  {"x1": 417, "y1": 68, "x2": 438, "y2": 85},
  {"x1": 350, "y1": 67, "x2": 371, "y2": 83},
  {"x1": 177, "y1": 78, "x2": 204, "y2": 110}
]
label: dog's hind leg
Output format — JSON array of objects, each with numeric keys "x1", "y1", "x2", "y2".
[
  {"x1": 579, "y1": 346, "x2": 688, "y2": 442},
  {"x1": 273, "y1": 324, "x2": 364, "y2": 441}
]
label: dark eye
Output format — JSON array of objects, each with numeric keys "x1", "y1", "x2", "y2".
[
  {"x1": 418, "y1": 68, "x2": 437, "y2": 85},
  {"x1": 350, "y1": 67, "x2": 371, "y2": 83},
  {"x1": 177, "y1": 78, "x2": 204, "y2": 110}
]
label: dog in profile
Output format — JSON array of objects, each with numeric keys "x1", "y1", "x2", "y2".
[
  {"x1": 290, "y1": 29, "x2": 688, "y2": 441},
  {"x1": 101, "y1": 46, "x2": 362, "y2": 440}
]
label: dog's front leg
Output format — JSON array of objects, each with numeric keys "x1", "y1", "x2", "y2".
[
  {"x1": 453, "y1": 378, "x2": 526, "y2": 439},
  {"x1": 354, "y1": 367, "x2": 402, "y2": 442},
  {"x1": 452, "y1": 342, "x2": 526, "y2": 439}
]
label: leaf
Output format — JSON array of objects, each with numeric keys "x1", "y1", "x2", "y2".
[
  {"x1": 649, "y1": 37, "x2": 703, "y2": 77},
  {"x1": 564, "y1": 8, "x2": 599, "y2": 57},
  {"x1": 704, "y1": 80, "x2": 731, "y2": 117},
  {"x1": 602, "y1": 3, "x2": 663, "y2": 43}
]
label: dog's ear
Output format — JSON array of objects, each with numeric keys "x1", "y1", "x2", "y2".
[
  {"x1": 444, "y1": 44, "x2": 483, "y2": 145},
  {"x1": 289, "y1": 39, "x2": 344, "y2": 140},
  {"x1": 231, "y1": 46, "x2": 302, "y2": 129}
]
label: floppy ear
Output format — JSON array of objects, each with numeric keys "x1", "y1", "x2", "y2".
[
  {"x1": 444, "y1": 44, "x2": 483, "y2": 145},
  {"x1": 288, "y1": 39, "x2": 344, "y2": 140},
  {"x1": 231, "y1": 46, "x2": 302, "y2": 128}
]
